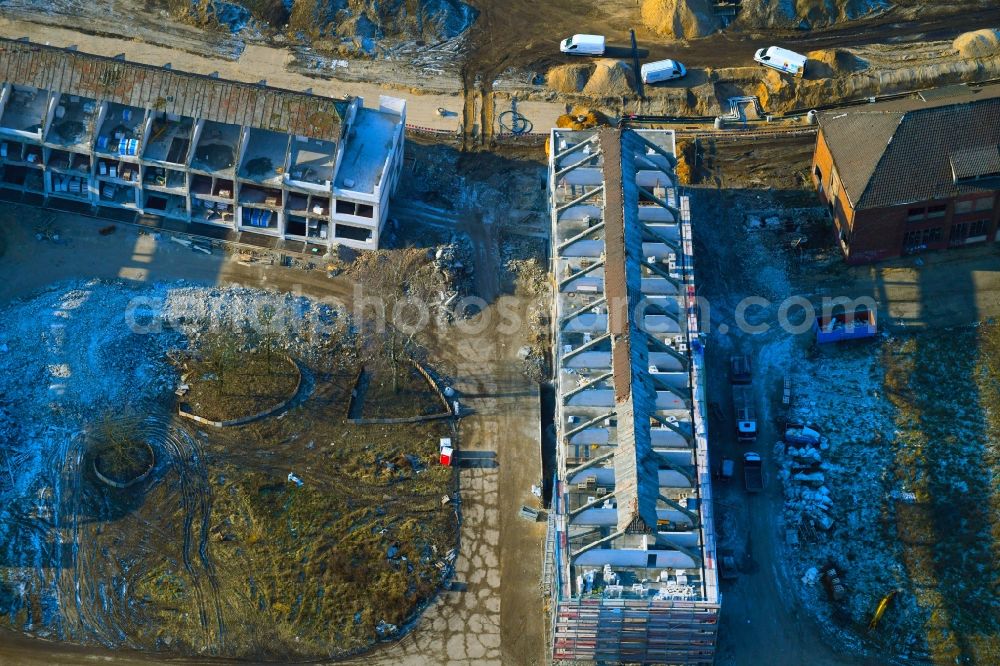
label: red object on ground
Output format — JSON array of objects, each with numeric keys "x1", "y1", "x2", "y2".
[{"x1": 439, "y1": 447, "x2": 453, "y2": 466}]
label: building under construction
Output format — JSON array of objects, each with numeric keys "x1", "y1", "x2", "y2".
[
  {"x1": 0, "y1": 37, "x2": 404, "y2": 250},
  {"x1": 547, "y1": 127, "x2": 719, "y2": 664}
]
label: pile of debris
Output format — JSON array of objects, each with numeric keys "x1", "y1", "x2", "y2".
[
  {"x1": 778, "y1": 424, "x2": 834, "y2": 532},
  {"x1": 432, "y1": 235, "x2": 475, "y2": 304}
]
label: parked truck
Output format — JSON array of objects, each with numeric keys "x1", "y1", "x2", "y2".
[
  {"x1": 733, "y1": 385, "x2": 757, "y2": 442},
  {"x1": 730, "y1": 354, "x2": 751, "y2": 385},
  {"x1": 813, "y1": 308, "x2": 877, "y2": 344},
  {"x1": 743, "y1": 452, "x2": 764, "y2": 492}
]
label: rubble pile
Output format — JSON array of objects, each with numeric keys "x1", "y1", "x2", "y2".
[
  {"x1": 778, "y1": 426, "x2": 835, "y2": 532},
  {"x1": 739, "y1": 0, "x2": 891, "y2": 31},
  {"x1": 433, "y1": 235, "x2": 476, "y2": 301}
]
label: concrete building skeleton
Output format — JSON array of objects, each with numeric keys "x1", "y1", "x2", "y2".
[
  {"x1": 0, "y1": 37, "x2": 404, "y2": 250},
  {"x1": 548, "y1": 127, "x2": 719, "y2": 664}
]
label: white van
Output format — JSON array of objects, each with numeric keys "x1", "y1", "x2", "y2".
[
  {"x1": 754, "y1": 46, "x2": 807, "y2": 77},
  {"x1": 641, "y1": 59, "x2": 687, "y2": 84},
  {"x1": 560, "y1": 34, "x2": 606, "y2": 56}
]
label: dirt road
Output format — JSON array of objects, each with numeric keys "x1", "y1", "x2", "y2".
[
  {"x1": 529, "y1": 4, "x2": 1000, "y2": 74},
  {"x1": 0, "y1": 17, "x2": 563, "y2": 137},
  {"x1": 5, "y1": 0, "x2": 997, "y2": 148},
  {"x1": 692, "y1": 184, "x2": 868, "y2": 666}
]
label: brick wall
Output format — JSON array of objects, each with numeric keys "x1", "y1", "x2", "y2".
[{"x1": 811, "y1": 131, "x2": 1000, "y2": 264}]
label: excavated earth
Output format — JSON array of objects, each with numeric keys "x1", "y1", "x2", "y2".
[{"x1": 0, "y1": 281, "x2": 458, "y2": 659}]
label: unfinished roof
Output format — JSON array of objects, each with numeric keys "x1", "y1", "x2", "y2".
[
  {"x1": 819, "y1": 88, "x2": 1000, "y2": 209},
  {"x1": 0, "y1": 37, "x2": 349, "y2": 141},
  {"x1": 550, "y1": 126, "x2": 717, "y2": 606}
]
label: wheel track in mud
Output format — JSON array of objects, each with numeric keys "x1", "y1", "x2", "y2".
[
  {"x1": 62, "y1": 437, "x2": 112, "y2": 647},
  {"x1": 58, "y1": 415, "x2": 228, "y2": 653},
  {"x1": 163, "y1": 421, "x2": 224, "y2": 651},
  {"x1": 191, "y1": 429, "x2": 226, "y2": 652}
]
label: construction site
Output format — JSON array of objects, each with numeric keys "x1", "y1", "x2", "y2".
[
  {"x1": 548, "y1": 127, "x2": 718, "y2": 664},
  {"x1": 0, "y1": 0, "x2": 999, "y2": 663},
  {"x1": 0, "y1": 38, "x2": 405, "y2": 251}
]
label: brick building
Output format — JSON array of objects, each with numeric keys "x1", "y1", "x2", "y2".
[{"x1": 811, "y1": 89, "x2": 1000, "y2": 264}]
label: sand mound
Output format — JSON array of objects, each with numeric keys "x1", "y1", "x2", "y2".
[
  {"x1": 806, "y1": 48, "x2": 868, "y2": 78},
  {"x1": 547, "y1": 60, "x2": 635, "y2": 97},
  {"x1": 547, "y1": 62, "x2": 595, "y2": 93},
  {"x1": 641, "y1": 0, "x2": 719, "y2": 39},
  {"x1": 739, "y1": 0, "x2": 891, "y2": 30},
  {"x1": 583, "y1": 60, "x2": 636, "y2": 97},
  {"x1": 953, "y1": 29, "x2": 1000, "y2": 58}
]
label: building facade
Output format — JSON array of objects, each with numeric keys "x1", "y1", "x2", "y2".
[
  {"x1": 0, "y1": 38, "x2": 404, "y2": 250},
  {"x1": 548, "y1": 127, "x2": 719, "y2": 665},
  {"x1": 811, "y1": 90, "x2": 1000, "y2": 264}
]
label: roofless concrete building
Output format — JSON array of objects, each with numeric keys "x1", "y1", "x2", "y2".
[
  {"x1": 0, "y1": 38, "x2": 404, "y2": 250},
  {"x1": 548, "y1": 127, "x2": 719, "y2": 664}
]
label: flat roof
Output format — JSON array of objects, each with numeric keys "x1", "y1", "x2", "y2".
[
  {"x1": 48, "y1": 93, "x2": 100, "y2": 151},
  {"x1": 191, "y1": 120, "x2": 241, "y2": 173},
  {"x1": 334, "y1": 108, "x2": 398, "y2": 195},
  {"x1": 0, "y1": 84, "x2": 49, "y2": 134},
  {"x1": 239, "y1": 128, "x2": 289, "y2": 185},
  {"x1": 288, "y1": 136, "x2": 337, "y2": 186}
]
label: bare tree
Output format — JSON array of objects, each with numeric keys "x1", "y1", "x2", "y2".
[
  {"x1": 204, "y1": 333, "x2": 241, "y2": 392},
  {"x1": 354, "y1": 249, "x2": 444, "y2": 392},
  {"x1": 257, "y1": 304, "x2": 277, "y2": 374},
  {"x1": 95, "y1": 415, "x2": 149, "y2": 481}
]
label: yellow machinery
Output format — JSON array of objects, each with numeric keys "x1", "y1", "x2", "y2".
[
  {"x1": 545, "y1": 109, "x2": 605, "y2": 156},
  {"x1": 868, "y1": 590, "x2": 898, "y2": 631}
]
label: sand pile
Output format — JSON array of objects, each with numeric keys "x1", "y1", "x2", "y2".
[
  {"x1": 953, "y1": 28, "x2": 1000, "y2": 58},
  {"x1": 805, "y1": 48, "x2": 868, "y2": 79},
  {"x1": 547, "y1": 62, "x2": 594, "y2": 93},
  {"x1": 640, "y1": 0, "x2": 719, "y2": 39},
  {"x1": 584, "y1": 60, "x2": 636, "y2": 97},
  {"x1": 754, "y1": 45, "x2": 1000, "y2": 113},
  {"x1": 547, "y1": 59, "x2": 636, "y2": 97}
]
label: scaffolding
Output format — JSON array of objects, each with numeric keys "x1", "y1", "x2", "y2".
[{"x1": 547, "y1": 127, "x2": 719, "y2": 664}]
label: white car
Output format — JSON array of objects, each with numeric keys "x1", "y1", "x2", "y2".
[
  {"x1": 560, "y1": 34, "x2": 606, "y2": 56},
  {"x1": 641, "y1": 59, "x2": 687, "y2": 84},
  {"x1": 754, "y1": 46, "x2": 807, "y2": 77}
]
